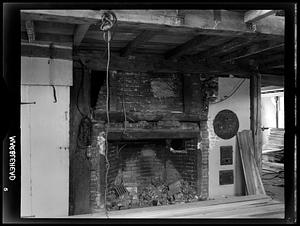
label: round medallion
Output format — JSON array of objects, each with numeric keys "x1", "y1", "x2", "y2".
[{"x1": 213, "y1": 109, "x2": 239, "y2": 140}]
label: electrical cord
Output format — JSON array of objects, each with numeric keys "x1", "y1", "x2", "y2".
[
  {"x1": 76, "y1": 60, "x2": 86, "y2": 117},
  {"x1": 75, "y1": 60, "x2": 92, "y2": 151},
  {"x1": 211, "y1": 79, "x2": 246, "y2": 104}
]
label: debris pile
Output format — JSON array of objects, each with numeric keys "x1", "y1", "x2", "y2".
[{"x1": 106, "y1": 177, "x2": 201, "y2": 211}]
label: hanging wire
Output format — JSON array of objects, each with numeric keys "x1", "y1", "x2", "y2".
[
  {"x1": 76, "y1": 60, "x2": 86, "y2": 117},
  {"x1": 122, "y1": 73, "x2": 128, "y2": 135},
  {"x1": 104, "y1": 30, "x2": 111, "y2": 219},
  {"x1": 75, "y1": 60, "x2": 92, "y2": 151},
  {"x1": 210, "y1": 78, "x2": 246, "y2": 104}
]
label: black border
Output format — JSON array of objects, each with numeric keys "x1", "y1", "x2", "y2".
[{"x1": 2, "y1": 1, "x2": 297, "y2": 224}]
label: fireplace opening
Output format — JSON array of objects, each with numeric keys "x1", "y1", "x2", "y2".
[{"x1": 104, "y1": 138, "x2": 200, "y2": 211}]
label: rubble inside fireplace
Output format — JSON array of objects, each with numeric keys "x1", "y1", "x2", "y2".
[
  {"x1": 106, "y1": 176, "x2": 203, "y2": 211},
  {"x1": 96, "y1": 136, "x2": 204, "y2": 211}
]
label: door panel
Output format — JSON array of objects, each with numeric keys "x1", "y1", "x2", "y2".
[
  {"x1": 21, "y1": 86, "x2": 32, "y2": 217},
  {"x1": 21, "y1": 85, "x2": 69, "y2": 217}
]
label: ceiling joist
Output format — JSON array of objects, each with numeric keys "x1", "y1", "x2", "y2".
[
  {"x1": 196, "y1": 38, "x2": 253, "y2": 58},
  {"x1": 164, "y1": 35, "x2": 210, "y2": 60},
  {"x1": 120, "y1": 30, "x2": 156, "y2": 57},
  {"x1": 73, "y1": 24, "x2": 90, "y2": 47}
]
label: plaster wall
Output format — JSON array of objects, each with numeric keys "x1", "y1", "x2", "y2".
[{"x1": 208, "y1": 77, "x2": 250, "y2": 198}]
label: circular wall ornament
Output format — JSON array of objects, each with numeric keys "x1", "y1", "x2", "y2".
[{"x1": 213, "y1": 109, "x2": 239, "y2": 140}]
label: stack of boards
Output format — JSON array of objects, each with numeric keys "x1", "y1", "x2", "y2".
[
  {"x1": 263, "y1": 128, "x2": 284, "y2": 153},
  {"x1": 262, "y1": 128, "x2": 284, "y2": 171}
]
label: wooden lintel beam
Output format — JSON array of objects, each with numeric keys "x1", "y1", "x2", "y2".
[
  {"x1": 120, "y1": 30, "x2": 156, "y2": 57},
  {"x1": 107, "y1": 129, "x2": 200, "y2": 140},
  {"x1": 94, "y1": 111, "x2": 205, "y2": 122},
  {"x1": 25, "y1": 20, "x2": 35, "y2": 43},
  {"x1": 244, "y1": 10, "x2": 277, "y2": 23},
  {"x1": 73, "y1": 24, "x2": 90, "y2": 47},
  {"x1": 76, "y1": 50, "x2": 254, "y2": 76}
]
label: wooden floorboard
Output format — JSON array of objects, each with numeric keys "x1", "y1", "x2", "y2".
[{"x1": 65, "y1": 195, "x2": 284, "y2": 219}]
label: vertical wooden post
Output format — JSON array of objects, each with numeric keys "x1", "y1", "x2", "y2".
[
  {"x1": 196, "y1": 144, "x2": 202, "y2": 195},
  {"x1": 250, "y1": 73, "x2": 262, "y2": 174},
  {"x1": 69, "y1": 63, "x2": 92, "y2": 215}
]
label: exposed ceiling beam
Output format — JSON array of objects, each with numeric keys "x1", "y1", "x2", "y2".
[
  {"x1": 21, "y1": 10, "x2": 284, "y2": 37},
  {"x1": 73, "y1": 24, "x2": 90, "y2": 47},
  {"x1": 75, "y1": 50, "x2": 255, "y2": 76},
  {"x1": 222, "y1": 43, "x2": 284, "y2": 63},
  {"x1": 196, "y1": 38, "x2": 254, "y2": 58},
  {"x1": 244, "y1": 10, "x2": 277, "y2": 23},
  {"x1": 25, "y1": 20, "x2": 35, "y2": 43},
  {"x1": 120, "y1": 30, "x2": 156, "y2": 57}
]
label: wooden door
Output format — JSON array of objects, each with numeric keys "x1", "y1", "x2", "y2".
[{"x1": 21, "y1": 85, "x2": 69, "y2": 217}]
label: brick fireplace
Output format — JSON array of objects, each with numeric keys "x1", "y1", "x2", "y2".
[{"x1": 88, "y1": 71, "x2": 217, "y2": 212}]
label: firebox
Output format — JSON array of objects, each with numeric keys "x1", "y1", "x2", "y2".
[{"x1": 103, "y1": 139, "x2": 199, "y2": 210}]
